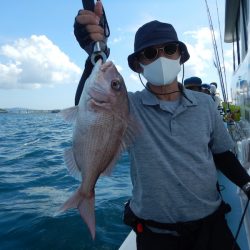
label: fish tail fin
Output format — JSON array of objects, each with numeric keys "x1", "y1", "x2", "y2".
[
  {"x1": 78, "y1": 195, "x2": 96, "y2": 240},
  {"x1": 58, "y1": 187, "x2": 82, "y2": 213},
  {"x1": 58, "y1": 188, "x2": 96, "y2": 240}
]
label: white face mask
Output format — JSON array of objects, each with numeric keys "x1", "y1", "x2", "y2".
[
  {"x1": 210, "y1": 85, "x2": 217, "y2": 95},
  {"x1": 140, "y1": 57, "x2": 181, "y2": 86}
]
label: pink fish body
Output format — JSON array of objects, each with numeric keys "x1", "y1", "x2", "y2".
[{"x1": 60, "y1": 60, "x2": 133, "y2": 239}]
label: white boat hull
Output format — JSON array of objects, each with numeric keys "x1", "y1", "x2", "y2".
[{"x1": 119, "y1": 230, "x2": 136, "y2": 250}]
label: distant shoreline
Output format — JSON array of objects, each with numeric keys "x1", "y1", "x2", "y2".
[
  {"x1": 0, "y1": 108, "x2": 61, "y2": 114},
  {"x1": 0, "y1": 109, "x2": 8, "y2": 113}
]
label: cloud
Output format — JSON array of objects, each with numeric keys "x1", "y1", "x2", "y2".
[
  {"x1": 182, "y1": 27, "x2": 232, "y2": 84},
  {"x1": 126, "y1": 73, "x2": 144, "y2": 92},
  {"x1": 183, "y1": 27, "x2": 215, "y2": 78},
  {"x1": 0, "y1": 35, "x2": 81, "y2": 89},
  {"x1": 111, "y1": 37, "x2": 123, "y2": 44}
]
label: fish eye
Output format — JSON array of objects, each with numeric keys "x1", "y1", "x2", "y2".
[{"x1": 111, "y1": 79, "x2": 121, "y2": 91}]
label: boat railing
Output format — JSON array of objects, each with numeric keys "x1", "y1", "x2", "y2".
[{"x1": 236, "y1": 137, "x2": 250, "y2": 247}]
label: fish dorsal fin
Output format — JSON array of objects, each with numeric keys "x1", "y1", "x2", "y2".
[
  {"x1": 64, "y1": 148, "x2": 82, "y2": 181},
  {"x1": 60, "y1": 106, "x2": 79, "y2": 123}
]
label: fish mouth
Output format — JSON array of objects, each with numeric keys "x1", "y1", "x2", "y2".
[
  {"x1": 88, "y1": 88, "x2": 113, "y2": 107},
  {"x1": 89, "y1": 96, "x2": 108, "y2": 105},
  {"x1": 89, "y1": 95, "x2": 112, "y2": 110}
]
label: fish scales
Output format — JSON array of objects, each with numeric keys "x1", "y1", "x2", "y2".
[{"x1": 73, "y1": 113, "x2": 124, "y2": 190}]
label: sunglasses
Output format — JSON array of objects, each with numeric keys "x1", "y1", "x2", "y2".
[{"x1": 140, "y1": 43, "x2": 179, "y2": 61}]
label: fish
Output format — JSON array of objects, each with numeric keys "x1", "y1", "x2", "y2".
[{"x1": 59, "y1": 60, "x2": 136, "y2": 239}]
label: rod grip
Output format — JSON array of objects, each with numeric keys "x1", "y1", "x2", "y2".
[{"x1": 81, "y1": 0, "x2": 95, "y2": 11}]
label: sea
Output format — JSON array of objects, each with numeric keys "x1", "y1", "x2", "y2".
[{"x1": 0, "y1": 113, "x2": 132, "y2": 250}]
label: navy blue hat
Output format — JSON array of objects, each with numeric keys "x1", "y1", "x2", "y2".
[
  {"x1": 201, "y1": 83, "x2": 211, "y2": 90},
  {"x1": 184, "y1": 77, "x2": 202, "y2": 87},
  {"x1": 127, "y1": 20, "x2": 190, "y2": 72}
]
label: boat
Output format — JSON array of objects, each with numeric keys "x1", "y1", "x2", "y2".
[
  {"x1": 223, "y1": 0, "x2": 250, "y2": 248},
  {"x1": 119, "y1": 0, "x2": 250, "y2": 249},
  {"x1": 119, "y1": 230, "x2": 136, "y2": 250}
]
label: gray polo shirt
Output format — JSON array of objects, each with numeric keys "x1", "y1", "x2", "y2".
[{"x1": 127, "y1": 88, "x2": 234, "y2": 223}]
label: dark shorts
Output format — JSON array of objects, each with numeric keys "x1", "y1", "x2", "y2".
[{"x1": 135, "y1": 216, "x2": 240, "y2": 250}]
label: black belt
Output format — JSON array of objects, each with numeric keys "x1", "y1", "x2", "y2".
[{"x1": 123, "y1": 201, "x2": 231, "y2": 234}]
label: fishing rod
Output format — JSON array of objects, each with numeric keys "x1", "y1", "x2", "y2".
[
  {"x1": 215, "y1": 0, "x2": 228, "y2": 100},
  {"x1": 82, "y1": 0, "x2": 110, "y2": 65},
  {"x1": 204, "y1": 0, "x2": 228, "y2": 105}
]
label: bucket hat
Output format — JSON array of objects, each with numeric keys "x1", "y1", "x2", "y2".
[
  {"x1": 127, "y1": 20, "x2": 190, "y2": 72},
  {"x1": 184, "y1": 77, "x2": 202, "y2": 87},
  {"x1": 201, "y1": 83, "x2": 211, "y2": 90}
]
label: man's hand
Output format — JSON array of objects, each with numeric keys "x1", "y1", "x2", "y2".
[
  {"x1": 242, "y1": 182, "x2": 250, "y2": 199},
  {"x1": 74, "y1": 1, "x2": 105, "y2": 54}
]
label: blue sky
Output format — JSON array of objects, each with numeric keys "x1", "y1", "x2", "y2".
[{"x1": 0, "y1": 0, "x2": 231, "y2": 109}]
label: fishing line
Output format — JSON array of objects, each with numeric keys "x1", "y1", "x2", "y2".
[
  {"x1": 215, "y1": 0, "x2": 228, "y2": 100},
  {"x1": 204, "y1": 0, "x2": 228, "y2": 103}
]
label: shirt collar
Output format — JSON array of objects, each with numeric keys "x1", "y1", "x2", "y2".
[
  {"x1": 181, "y1": 87, "x2": 197, "y2": 107},
  {"x1": 140, "y1": 88, "x2": 159, "y2": 105}
]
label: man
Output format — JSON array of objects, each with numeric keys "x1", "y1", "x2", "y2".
[
  {"x1": 74, "y1": 3, "x2": 250, "y2": 250},
  {"x1": 183, "y1": 77, "x2": 202, "y2": 92},
  {"x1": 210, "y1": 82, "x2": 222, "y2": 108},
  {"x1": 201, "y1": 83, "x2": 211, "y2": 95},
  {"x1": 210, "y1": 82, "x2": 218, "y2": 91}
]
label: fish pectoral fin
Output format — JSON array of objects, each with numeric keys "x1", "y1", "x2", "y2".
[
  {"x1": 101, "y1": 116, "x2": 141, "y2": 177},
  {"x1": 64, "y1": 148, "x2": 82, "y2": 181},
  {"x1": 78, "y1": 195, "x2": 96, "y2": 240},
  {"x1": 60, "y1": 106, "x2": 79, "y2": 123},
  {"x1": 101, "y1": 147, "x2": 122, "y2": 176},
  {"x1": 123, "y1": 115, "x2": 141, "y2": 149}
]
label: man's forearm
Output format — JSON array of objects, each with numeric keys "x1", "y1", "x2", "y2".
[{"x1": 213, "y1": 150, "x2": 250, "y2": 188}]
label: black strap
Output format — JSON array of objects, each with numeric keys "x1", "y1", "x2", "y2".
[{"x1": 75, "y1": 57, "x2": 93, "y2": 105}]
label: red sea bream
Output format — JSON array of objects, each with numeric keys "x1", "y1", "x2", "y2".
[{"x1": 60, "y1": 60, "x2": 135, "y2": 239}]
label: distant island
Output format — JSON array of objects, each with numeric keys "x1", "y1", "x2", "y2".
[
  {"x1": 0, "y1": 108, "x2": 61, "y2": 114},
  {"x1": 0, "y1": 108, "x2": 8, "y2": 113}
]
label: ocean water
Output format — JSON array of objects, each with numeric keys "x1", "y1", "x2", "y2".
[{"x1": 0, "y1": 113, "x2": 132, "y2": 250}]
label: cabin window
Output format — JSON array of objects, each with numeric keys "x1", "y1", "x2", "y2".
[
  {"x1": 233, "y1": 0, "x2": 248, "y2": 69},
  {"x1": 236, "y1": 17, "x2": 241, "y2": 66},
  {"x1": 241, "y1": 0, "x2": 248, "y2": 53}
]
